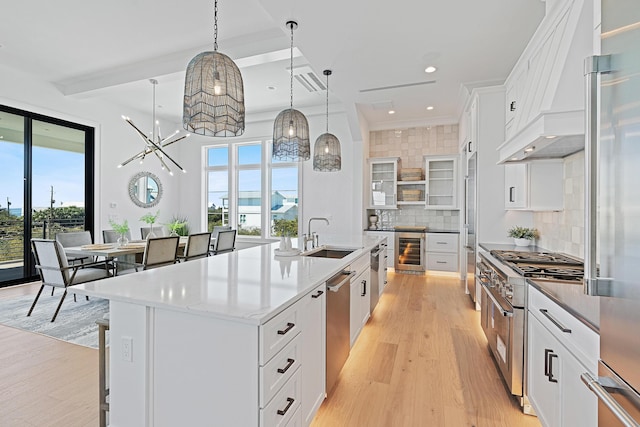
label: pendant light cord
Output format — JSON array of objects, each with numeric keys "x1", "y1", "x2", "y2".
[
  {"x1": 213, "y1": 0, "x2": 218, "y2": 52},
  {"x1": 325, "y1": 73, "x2": 329, "y2": 133},
  {"x1": 289, "y1": 23, "x2": 294, "y2": 112},
  {"x1": 151, "y1": 79, "x2": 157, "y2": 142}
]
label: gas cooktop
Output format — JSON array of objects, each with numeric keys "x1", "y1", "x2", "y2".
[{"x1": 489, "y1": 250, "x2": 584, "y2": 282}]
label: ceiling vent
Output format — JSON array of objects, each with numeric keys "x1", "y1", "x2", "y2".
[
  {"x1": 289, "y1": 65, "x2": 326, "y2": 93},
  {"x1": 360, "y1": 80, "x2": 436, "y2": 93}
]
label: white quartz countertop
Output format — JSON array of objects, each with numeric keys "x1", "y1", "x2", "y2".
[{"x1": 73, "y1": 233, "x2": 384, "y2": 325}]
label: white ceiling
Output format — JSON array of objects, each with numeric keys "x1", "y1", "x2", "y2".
[{"x1": 0, "y1": 0, "x2": 545, "y2": 138}]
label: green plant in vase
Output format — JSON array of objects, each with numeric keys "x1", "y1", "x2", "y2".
[
  {"x1": 140, "y1": 210, "x2": 160, "y2": 238},
  {"x1": 167, "y1": 217, "x2": 188, "y2": 237},
  {"x1": 109, "y1": 219, "x2": 130, "y2": 247},
  {"x1": 507, "y1": 226, "x2": 540, "y2": 247}
]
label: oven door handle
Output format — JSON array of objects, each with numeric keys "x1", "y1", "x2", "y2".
[{"x1": 482, "y1": 283, "x2": 514, "y2": 317}]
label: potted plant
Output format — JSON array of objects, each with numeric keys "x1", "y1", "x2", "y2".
[
  {"x1": 508, "y1": 226, "x2": 540, "y2": 247},
  {"x1": 140, "y1": 210, "x2": 160, "y2": 238},
  {"x1": 166, "y1": 216, "x2": 189, "y2": 237},
  {"x1": 109, "y1": 219, "x2": 130, "y2": 247}
]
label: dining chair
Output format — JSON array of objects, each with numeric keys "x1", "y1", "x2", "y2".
[
  {"x1": 55, "y1": 231, "x2": 93, "y2": 265},
  {"x1": 103, "y1": 229, "x2": 132, "y2": 244},
  {"x1": 29, "y1": 239, "x2": 112, "y2": 322},
  {"x1": 141, "y1": 226, "x2": 167, "y2": 239},
  {"x1": 212, "y1": 229, "x2": 236, "y2": 255},
  {"x1": 141, "y1": 236, "x2": 180, "y2": 270},
  {"x1": 178, "y1": 232, "x2": 212, "y2": 262}
]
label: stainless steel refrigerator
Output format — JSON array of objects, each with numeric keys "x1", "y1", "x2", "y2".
[{"x1": 582, "y1": 0, "x2": 640, "y2": 424}]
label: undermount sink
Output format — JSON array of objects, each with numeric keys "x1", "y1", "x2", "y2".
[{"x1": 302, "y1": 246, "x2": 357, "y2": 259}]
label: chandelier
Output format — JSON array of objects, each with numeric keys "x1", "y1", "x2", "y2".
[
  {"x1": 183, "y1": 0, "x2": 245, "y2": 137},
  {"x1": 313, "y1": 69, "x2": 341, "y2": 171},
  {"x1": 272, "y1": 21, "x2": 310, "y2": 161},
  {"x1": 119, "y1": 79, "x2": 189, "y2": 176}
]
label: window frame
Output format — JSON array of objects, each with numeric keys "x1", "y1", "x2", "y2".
[{"x1": 204, "y1": 139, "x2": 302, "y2": 240}]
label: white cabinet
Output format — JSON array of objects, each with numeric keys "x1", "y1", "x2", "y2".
[
  {"x1": 468, "y1": 96, "x2": 478, "y2": 156},
  {"x1": 299, "y1": 284, "x2": 326, "y2": 425},
  {"x1": 504, "y1": 160, "x2": 563, "y2": 211},
  {"x1": 425, "y1": 233, "x2": 459, "y2": 272},
  {"x1": 349, "y1": 253, "x2": 371, "y2": 347},
  {"x1": 425, "y1": 155, "x2": 458, "y2": 210},
  {"x1": 527, "y1": 285, "x2": 598, "y2": 427},
  {"x1": 368, "y1": 157, "x2": 399, "y2": 209}
]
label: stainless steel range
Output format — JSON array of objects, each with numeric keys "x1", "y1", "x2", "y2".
[{"x1": 478, "y1": 249, "x2": 583, "y2": 412}]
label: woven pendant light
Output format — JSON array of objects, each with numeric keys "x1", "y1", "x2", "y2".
[
  {"x1": 313, "y1": 70, "x2": 341, "y2": 171},
  {"x1": 272, "y1": 21, "x2": 310, "y2": 161},
  {"x1": 183, "y1": 0, "x2": 245, "y2": 137}
]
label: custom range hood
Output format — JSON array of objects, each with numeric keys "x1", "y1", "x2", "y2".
[{"x1": 497, "y1": 0, "x2": 592, "y2": 163}]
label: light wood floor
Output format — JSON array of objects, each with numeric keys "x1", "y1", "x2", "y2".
[
  {"x1": 0, "y1": 282, "x2": 99, "y2": 426},
  {"x1": 311, "y1": 272, "x2": 541, "y2": 427},
  {"x1": 0, "y1": 274, "x2": 541, "y2": 427}
]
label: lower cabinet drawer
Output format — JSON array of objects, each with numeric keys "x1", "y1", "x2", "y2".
[
  {"x1": 284, "y1": 405, "x2": 302, "y2": 427},
  {"x1": 426, "y1": 252, "x2": 458, "y2": 272},
  {"x1": 260, "y1": 367, "x2": 301, "y2": 427},
  {"x1": 426, "y1": 233, "x2": 458, "y2": 253},
  {"x1": 260, "y1": 300, "x2": 303, "y2": 364},
  {"x1": 260, "y1": 334, "x2": 301, "y2": 408}
]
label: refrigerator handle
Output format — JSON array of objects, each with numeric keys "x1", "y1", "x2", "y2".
[
  {"x1": 581, "y1": 372, "x2": 640, "y2": 427},
  {"x1": 583, "y1": 55, "x2": 612, "y2": 296}
]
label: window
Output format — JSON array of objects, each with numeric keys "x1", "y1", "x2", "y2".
[{"x1": 205, "y1": 140, "x2": 300, "y2": 239}]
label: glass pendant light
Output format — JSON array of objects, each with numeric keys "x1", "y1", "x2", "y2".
[
  {"x1": 183, "y1": 0, "x2": 245, "y2": 137},
  {"x1": 272, "y1": 21, "x2": 310, "y2": 161},
  {"x1": 313, "y1": 70, "x2": 341, "y2": 171}
]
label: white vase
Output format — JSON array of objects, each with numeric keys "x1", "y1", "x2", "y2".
[{"x1": 514, "y1": 238, "x2": 532, "y2": 247}]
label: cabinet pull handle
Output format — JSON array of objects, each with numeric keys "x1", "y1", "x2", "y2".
[
  {"x1": 468, "y1": 141, "x2": 472, "y2": 152},
  {"x1": 509, "y1": 187, "x2": 515, "y2": 203},
  {"x1": 436, "y1": 241, "x2": 447, "y2": 244},
  {"x1": 548, "y1": 352, "x2": 559, "y2": 383},
  {"x1": 277, "y1": 397, "x2": 295, "y2": 416},
  {"x1": 277, "y1": 322, "x2": 295, "y2": 335},
  {"x1": 361, "y1": 280, "x2": 367, "y2": 296},
  {"x1": 311, "y1": 290, "x2": 324, "y2": 299},
  {"x1": 539, "y1": 309, "x2": 572, "y2": 333},
  {"x1": 436, "y1": 261, "x2": 447, "y2": 264},
  {"x1": 510, "y1": 101, "x2": 516, "y2": 112},
  {"x1": 544, "y1": 348, "x2": 552, "y2": 377},
  {"x1": 277, "y1": 358, "x2": 295, "y2": 374}
]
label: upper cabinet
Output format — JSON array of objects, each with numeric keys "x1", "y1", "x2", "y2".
[
  {"x1": 504, "y1": 160, "x2": 563, "y2": 211},
  {"x1": 498, "y1": 0, "x2": 595, "y2": 163},
  {"x1": 368, "y1": 157, "x2": 398, "y2": 209},
  {"x1": 425, "y1": 155, "x2": 458, "y2": 210}
]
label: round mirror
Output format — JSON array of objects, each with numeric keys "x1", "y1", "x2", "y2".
[{"x1": 128, "y1": 172, "x2": 162, "y2": 208}]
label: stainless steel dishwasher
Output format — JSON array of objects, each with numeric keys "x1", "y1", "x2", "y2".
[{"x1": 326, "y1": 268, "x2": 355, "y2": 395}]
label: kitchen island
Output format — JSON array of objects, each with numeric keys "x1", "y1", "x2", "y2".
[{"x1": 74, "y1": 234, "x2": 383, "y2": 427}]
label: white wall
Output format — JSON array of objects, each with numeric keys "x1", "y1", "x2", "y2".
[{"x1": 0, "y1": 65, "x2": 363, "y2": 241}]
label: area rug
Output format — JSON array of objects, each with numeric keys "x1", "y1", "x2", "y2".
[{"x1": 0, "y1": 290, "x2": 109, "y2": 349}]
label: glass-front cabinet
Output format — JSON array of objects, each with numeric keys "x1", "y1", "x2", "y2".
[
  {"x1": 368, "y1": 157, "x2": 398, "y2": 209},
  {"x1": 425, "y1": 155, "x2": 458, "y2": 209}
]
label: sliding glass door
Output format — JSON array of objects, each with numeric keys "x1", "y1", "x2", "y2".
[{"x1": 0, "y1": 106, "x2": 95, "y2": 287}]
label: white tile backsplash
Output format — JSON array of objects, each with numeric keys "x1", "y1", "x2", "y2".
[
  {"x1": 533, "y1": 150, "x2": 584, "y2": 258},
  {"x1": 368, "y1": 125, "x2": 460, "y2": 231}
]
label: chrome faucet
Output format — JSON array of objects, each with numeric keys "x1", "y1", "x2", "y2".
[{"x1": 304, "y1": 217, "x2": 330, "y2": 250}]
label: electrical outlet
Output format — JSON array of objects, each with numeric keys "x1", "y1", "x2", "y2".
[
  {"x1": 122, "y1": 336, "x2": 133, "y2": 362},
  {"x1": 109, "y1": 202, "x2": 117, "y2": 209}
]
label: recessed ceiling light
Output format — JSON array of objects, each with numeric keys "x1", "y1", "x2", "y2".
[
  {"x1": 511, "y1": 157, "x2": 519, "y2": 161},
  {"x1": 388, "y1": 110, "x2": 395, "y2": 115},
  {"x1": 424, "y1": 66, "x2": 437, "y2": 73},
  {"x1": 426, "y1": 106, "x2": 434, "y2": 111},
  {"x1": 267, "y1": 86, "x2": 276, "y2": 90},
  {"x1": 524, "y1": 146, "x2": 535, "y2": 152},
  {"x1": 545, "y1": 135, "x2": 557, "y2": 139}
]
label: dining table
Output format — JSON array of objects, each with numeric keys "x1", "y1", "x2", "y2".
[{"x1": 63, "y1": 237, "x2": 189, "y2": 275}]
